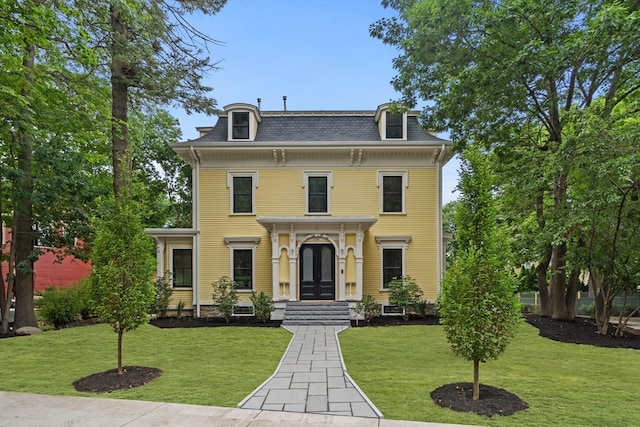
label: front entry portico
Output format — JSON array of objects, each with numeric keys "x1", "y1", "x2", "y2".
[{"x1": 257, "y1": 216, "x2": 377, "y2": 301}]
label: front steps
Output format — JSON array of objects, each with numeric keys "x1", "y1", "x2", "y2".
[{"x1": 282, "y1": 301, "x2": 351, "y2": 326}]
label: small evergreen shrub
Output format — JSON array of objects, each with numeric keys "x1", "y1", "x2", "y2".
[
  {"x1": 152, "y1": 274, "x2": 173, "y2": 317},
  {"x1": 250, "y1": 291, "x2": 274, "y2": 323},
  {"x1": 577, "y1": 302, "x2": 594, "y2": 316},
  {"x1": 40, "y1": 286, "x2": 81, "y2": 328},
  {"x1": 176, "y1": 300, "x2": 185, "y2": 318},
  {"x1": 212, "y1": 276, "x2": 239, "y2": 324},
  {"x1": 355, "y1": 294, "x2": 381, "y2": 324},
  {"x1": 388, "y1": 276, "x2": 424, "y2": 321}
]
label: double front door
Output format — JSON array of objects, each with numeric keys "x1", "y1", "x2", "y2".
[{"x1": 299, "y1": 244, "x2": 335, "y2": 300}]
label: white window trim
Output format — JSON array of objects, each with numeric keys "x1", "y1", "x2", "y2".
[
  {"x1": 224, "y1": 237, "x2": 260, "y2": 292},
  {"x1": 302, "y1": 171, "x2": 333, "y2": 215},
  {"x1": 169, "y1": 245, "x2": 193, "y2": 289},
  {"x1": 377, "y1": 170, "x2": 409, "y2": 214},
  {"x1": 376, "y1": 236, "x2": 411, "y2": 291},
  {"x1": 227, "y1": 171, "x2": 258, "y2": 215},
  {"x1": 382, "y1": 111, "x2": 407, "y2": 140},
  {"x1": 228, "y1": 111, "x2": 255, "y2": 141}
]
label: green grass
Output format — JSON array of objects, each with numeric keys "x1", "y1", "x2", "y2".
[
  {"x1": 339, "y1": 321, "x2": 639, "y2": 426},
  {"x1": 0, "y1": 323, "x2": 290, "y2": 407},
  {"x1": 3, "y1": 321, "x2": 637, "y2": 425}
]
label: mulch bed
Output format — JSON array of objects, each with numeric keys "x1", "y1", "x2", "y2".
[
  {"x1": 149, "y1": 316, "x2": 282, "y2": 328},
  {"x1": 73, "y1": 366, "x2": 162, "y2": 393},
  {"x1": 524, "y1": 314, "x2": 640, "y2": 349},
  {"x1": 431, "y1": 382, "x2": 529, "y2": 417},
  {"x1": 351, "y1": 314, "x2": 441, "y2": 327}
]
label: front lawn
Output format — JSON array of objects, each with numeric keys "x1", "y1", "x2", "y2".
[
  {"x1": 339, "y1": 321, "x2": 639, "y2": 426},
  {"x1": 0, "y1": 323, "x2": 290, "y2": 407}
]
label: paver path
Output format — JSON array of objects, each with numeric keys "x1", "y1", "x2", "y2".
[{"x1": 238, "y1": 325, "x2": 382, "y2": 418}]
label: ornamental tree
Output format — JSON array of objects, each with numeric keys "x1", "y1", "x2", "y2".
[
  {"x1": 90, "y1": 185, "x2": 156, "y2": 375},
  {"x1": 437, "y1": 146, "x2": 520, "y2": 401}
]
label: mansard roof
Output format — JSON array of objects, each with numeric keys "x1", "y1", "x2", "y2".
[{"x1": 185, "y1": 109, "x2": 448, "y2": 144}]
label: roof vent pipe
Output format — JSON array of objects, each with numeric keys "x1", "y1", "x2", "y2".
[
  {"x1": 257, "y1": 98, "x2": 261, "y2": 111},
  {"x1": 283, "y1": 96, "x2": 287, "y2": 111}
]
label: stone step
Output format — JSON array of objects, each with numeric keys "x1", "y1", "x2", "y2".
[
  {"x1": 284, "y1": 314, "x2": 350, "y2": 321},
  {"x1": 282, "y1": 319, "x2": 351, "y2": 326},
  {"x1": 285, "y1": 308, "x2": 349, "y2": 314},
  {"x1": 282, "y1": 301, "x2": 351, "y2": 327}
]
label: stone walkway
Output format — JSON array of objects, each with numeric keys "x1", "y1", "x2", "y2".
[{"x1": 238, "y1": 325, "x2": 382, "y2": 418}]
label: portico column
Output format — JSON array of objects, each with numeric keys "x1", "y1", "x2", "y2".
[
  {"x1": 270, "y1": 226, "x2": 279, "y2": 300},
  {"x1": 355, "y1": 226, "x2": 364, "y2": 300},
  {"x1": 289, "y1": 226, "x2": 297, "y2": 301},
  {"x1": 338, "y1": 225, "x2": 346, "y2": 301},
  {"x1": 155, "y1": 239, "x2": 165, "y2": 278}
]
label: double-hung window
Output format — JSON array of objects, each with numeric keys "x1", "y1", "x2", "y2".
[
  {"x1": 233, "y1": 249, "x2": 253, "y2": 290},
  {"x1": 303, "y1": 171, "x2": 333, "y2": 214},
  {"x1": 224, "y1": 237, "x2": 260, "y2": 291},
  {"x1": 385, "y1": 112, "x2": 403, "y2": 139},
  {"x1": 378, "y1": 171, "x2": 408, "y2": 214},
  {"x1": 228, "y1": 172, "x2": 258, "y2": 214},
  {"x1": 172, "y1": 248, "x2": 193, "y2": 288},
  {"x1": 382, "y1": 249, "x2": 403, "y2": 288},
  {"x1": 232, "y1": 112, "x2": 250, "y2": 139},
  {"x1": 376, "y1": 236, "x2": 411, "y2": 289}
]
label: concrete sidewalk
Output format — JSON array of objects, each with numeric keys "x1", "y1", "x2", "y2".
[
  {"x1": 239, "y1": 325, "x2": 381, "y2": 418},
  {"x1": 0, "y1": 392, "x2": 473, "y2": 426}
]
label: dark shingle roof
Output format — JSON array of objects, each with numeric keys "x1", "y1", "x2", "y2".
[{"x1": 187, "y1": 112, "x2": 447, "y2": 144}]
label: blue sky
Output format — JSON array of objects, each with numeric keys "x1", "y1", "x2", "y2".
[{"x1": 171, "y1": 0, "x2": 460, "y2": 204}]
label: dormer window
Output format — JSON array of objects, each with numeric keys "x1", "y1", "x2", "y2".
[
  {"x1": 375, "y1": 103, "x2": 408, "y2": 140},
  {"x1": 224, "y1": 103, "x2": 261, "y2": 141},
  {"x1": 232, "y1": 112, "x2": 250, "y2": 139},
  {"x1": 386, "y1": 112, "x2": 403, "y2": 139}
]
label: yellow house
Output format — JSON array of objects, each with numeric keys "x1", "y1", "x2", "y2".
[{"x1": 147, "y1": 102, "x2": 453, "y2": 320}]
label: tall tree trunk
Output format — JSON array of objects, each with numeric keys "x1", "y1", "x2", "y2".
[
  {"x1": 550, "y1": 173, "x2": 570, "y2": 320},
  {"x1": 590, "y1": 266, "x2": 612, "y2": 335},
  {"x1": 535, "y1": 189, "x2": 552, "y2": 317},
  {"x1": 566, "y1": 268, "x2": 580, "y2": 319},
  {"x1": 473, "y1": 359, "x2": 480, "y2": 401},
  {"x1": 537, "y1": 246, "x2": 552, "y2": 317},
  {"x1": 13, "y1": 36, "x2": 38, "y2": 330},
  {"x1": 550, "y1": 242, "x2": 568, "y2": 319},
  {"x1": 110, "y1": 3, "x2": 131, "y2": 198},
  {"x1": 0, "y1": 183, "x2": 9, "y2": 334}
]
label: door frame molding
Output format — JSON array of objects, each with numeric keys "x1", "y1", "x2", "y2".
[{"x1": 299, "y1": 242, "x2": 336, "y2": 300}]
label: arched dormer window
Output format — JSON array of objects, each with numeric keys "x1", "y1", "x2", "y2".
[
  {"x1": 374, "y1": 103, "x2": 407, "y2": 140},
  {"x1": 224, "y1": 103, "x2": 262, "y2": 141}
]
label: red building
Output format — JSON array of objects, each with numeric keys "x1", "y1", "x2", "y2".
[{"x1": 1, "y1": 225, "x2": 92, "y2": 293}]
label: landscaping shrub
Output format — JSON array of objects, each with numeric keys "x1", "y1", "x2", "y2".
[
  {"x1": 250, "y1": 291, "x2": 274, "y2": 323},
  {"x1": 39, "y1": 286, "x2": 82, "y2": 328},
  {"x1": 152, "y1": 274, "x2": 173, "y2": 317},
  {"x1": 611, "y1": 304, "x2": 636, "y2": 317},
  {"x1": 355, "y1": 294, "x2": 381, "y2": 323},
  {"x1": 176, "y1": 300, "x2": 185, "y2": 318},
  {"x1": 73, "y1": 279, "x2": 93, "y2": 318},
  {"x1": 388, "y1": 276, "x2": 423, "y2": 321},
  {"x1": 577, "y1": 302, "x2": 595, "y2": 316},
  {"x1": 212, "y1": 276, "x2": 239, "y2": 324}
]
